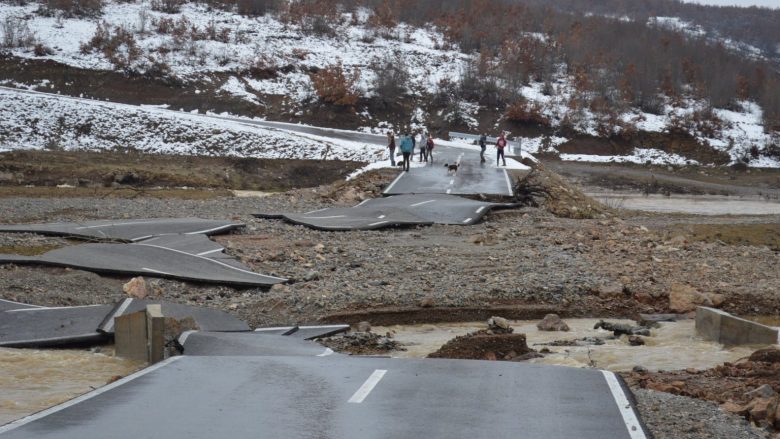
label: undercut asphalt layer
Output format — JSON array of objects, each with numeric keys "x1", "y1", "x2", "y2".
[{"x1": 256, "y1": 194, "x2": 517, "y2": 231}]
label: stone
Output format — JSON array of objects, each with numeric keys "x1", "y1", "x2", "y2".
[
  {"x1": 419, "y1": 297, "x2": 435, "y2": 308},
  {"x1": 488, "y1": 316, "x2": 511, "y2": 330},
  {"x1": 632, "y1": 365, "x2": 648, "y2": 374},
  {"x1": 669, "y1": 282, "x2": 700, "y2": 313},
  {"x1": 355, "y1": 321, "x2": 371, "y2": 333},
  {"x1": 597, "y1": 282, "x2": 624, "y2": 298},
  {"x1": 749, "y1": 397, "x2": 774, "y2": 421},
  {"x1": 536, "y1": 314, "x2": 570, "y2": 332},
  {"x1": 745, "y1": 384, "x2": 777, "y2": 399},
  {"x1": 123, "y1": 276, "x2": 149, "y2": 299},
  {"x1": 721, "y1": 401, "x2": 750, "y2": 416},
  {"x1": 628, "y1": 335, "x2": 645, "y2": 346},
  {"x1": 669, "y1": 283, "x2": 725, "y2": 313},
  {"x1": 303, "y1": 270, "x2": 320, "y2": 282}
]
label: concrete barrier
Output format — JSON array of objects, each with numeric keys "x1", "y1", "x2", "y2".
[
  {"x1": 115, "y1": 304, "x2": 167, "y2": 363},
  {"x1": 695, "y1": 307, "x2": 779, "y2": 345}
]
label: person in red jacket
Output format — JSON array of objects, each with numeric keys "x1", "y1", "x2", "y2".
[{"x1": 496, "y1": 133, "x2": 507, "y2": 167}]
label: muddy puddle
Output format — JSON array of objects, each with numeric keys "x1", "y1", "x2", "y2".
[
  {"x1": 0, "y1": 347, "x2": 145, "y2": 425},
  {"x1": 588, "y1": 192, "x2": 780, "y2": 215},
  {"x1": 373, "y1": 318, "x2": 765, "y2": 372}
]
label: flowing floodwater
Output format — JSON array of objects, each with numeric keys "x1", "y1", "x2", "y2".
[
  {"x1": 588, "y1": 192, "x2": 780, "y2": 215},
  {"x1": 0, "y1": 347, "x2": 145, "y2": 425},
  {"x1": 373, "y1": 319, "x2": 766, "y2": 372}
]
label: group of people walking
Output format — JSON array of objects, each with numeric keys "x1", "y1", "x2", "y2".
[
  {"x1": 387, "y1": 130, "x2": 511, "y2": 171},
  {"x1": 386, "y1": 131, "x2": 435, "y2": 172}
]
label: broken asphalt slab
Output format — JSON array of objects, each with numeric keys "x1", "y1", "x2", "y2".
[
  {"x1": 0, "y1": 304, "x2": 115, "y2": 348},
  {"x1": 0, "y1": 242, "x2": 286, "y2": 287},
  {"x1": 0, "y1": 299, "x2": 249, "y2": 348},
  {"x1": 179, "y1": 331, "x2": 336, "y2": 357},
  {"x1": 0, "y1": 355, "x2": 648, "y2": 439},
  {"x1": 0, "y1": 218, "x2": 243, "y2": 242},
  {"x1": 256, "y1": 194, "x2": 516, "y2": 231}
]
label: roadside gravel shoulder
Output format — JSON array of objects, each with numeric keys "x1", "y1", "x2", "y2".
[{"x1": 632, "y1": 388, "x2": 770, "y2": 439}]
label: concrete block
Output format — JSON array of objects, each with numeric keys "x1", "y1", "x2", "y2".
[
  {"x1": 695, "y1": 307, "x2": 726, "y2": 342},
  {"x1": 115, "y1": 310, "x2": 148, "y2": 362},
  {"x1": 696, "y1": 306, "x2": 779, "y2": 346},
  {"x1": 146, "y1": 304, "x2": 165, "y2": 364}
]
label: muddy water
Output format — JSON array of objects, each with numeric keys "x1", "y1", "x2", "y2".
[
  {"x1": 374, "y1": 319, "x2": 761, "y2": 372},
  {"x1": 0, "y1": 347, "x2": 145, "y2": 425},
  {"x1": 588, "y1": 192, "x2": 780, "y2": 215}
]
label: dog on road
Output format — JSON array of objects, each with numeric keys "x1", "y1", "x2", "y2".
[{"x1": 444, "y1": 163, "x2": 459, "y2": 174}]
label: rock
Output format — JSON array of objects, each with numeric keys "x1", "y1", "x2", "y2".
[
  {"x1": 484, "y1": 351, "x2": 497, "y2": 361},
  {"x1": 488, "y1": 316, "x2": 513, "y2": 334},
  {"x1": 669, "y1": 283, "x2": 700, "y2": 313},
  {"x1": 748, "y1": 397, "x2": 774, "y2": 421},
  {"x1": 594, "y1": 320, "x2": 650, "y2": 336},
  {"x1": 510, "y1": 351, "x2": 544, "y2": 362},
  {"x1": 419, "y1": 296, "x2": 435, "y2": 308},
  {"x1": 355, "y1": 321, "x2": 371, "y2": 333},
  {"x1": 668, "y1": 282, "x2": 725, "y2": 312},
  {"x1": 632, "y1": 365, "x2": 648, "y2": 374},
  {"x1": 628, "y1": 335, "x2": 645, "y2": 346},
  {"x1": 748, "y1": 348, "x2": 780, "y2": 363},
  {"x1": 596, "y1": 282, "x2": 624, "y2": 298},
  {"x1": 721, "y1": 401, "x2": 750, "y2": 416},
  {"x1": 122, "y1": 276, "x2": 149, "y2": 299},
  {"x1": 303, "y1": 270, "x2": 320, "y2": 282},
  {"x1": 536, "y1": 314, "x2": 570, "y2": 331},
  {"x1": 745, "y1": 384, "x2": 777, "y2": 399}
]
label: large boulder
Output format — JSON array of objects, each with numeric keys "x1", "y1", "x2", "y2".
[
  {"x1": 537, "y1": 314, "x2": 570, "y2": 332},
  {"x1": 668, "y1": 282, "x2": 724, "y2": 313}
]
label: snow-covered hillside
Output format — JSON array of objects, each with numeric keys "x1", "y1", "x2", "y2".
[
  {"x1": 0, "y1": 0, "x2": 466, "y2": 99},
  {"x1": 0, "y1": 0, "x2": 778, "y2": 167},
  {"x1": 0, "y1": 87, "x2": 384, "y2": 161}
]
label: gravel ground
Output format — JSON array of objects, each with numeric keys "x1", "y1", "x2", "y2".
[
  {"x1": 1, "y1": 184, "x2": 779, "y2": 327},
  {"x1": 632, "y1": 388, "x2": 770, "y2": 439}
]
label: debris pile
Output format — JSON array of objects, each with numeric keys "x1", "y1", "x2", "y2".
[
  {"x1": 428, "y1": 316, "x2": 539, "y2": 361},
  {"x1": 625, "y1": 348, "x2": 780, "y2": 431},
  {"x1": 319, "y1": 322, "x2": 403, "y2": 355},
  {"x1": 514, "y1": 163, "x2": 608, "y2": 219}
]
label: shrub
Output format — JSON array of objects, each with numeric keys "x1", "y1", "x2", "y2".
[
  {"x1": 370, "y1": 52, "x2": 410, "y2": 102},
  {"x1": 80, "y1": 22, "x2": 141, "y2": 70},
  {"x1": 42, "y1": 0, "x2": 103, "y2": 17},
  {"x1": 33, "y1": 42, "x2": 54, "y2": 56},
  {"x1": 310, "y1": 62, "x2": 361, "y2": 107},
  {"x1": 505, "y1": 100, "x2": 550, "y2": 126},
  {"x1": 151, "y1": 0, "x2": 184, "y2": 14},
  {"x1": 1, "y1": 16, "x2": 36, "y2": 49}
]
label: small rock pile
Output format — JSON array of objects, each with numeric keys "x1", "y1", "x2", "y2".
[
  {"x1": 625, "y1": 348, "x2": 780, "y2": 431},
  {"x1": 318, "y1": 321, "x2": 403, "y2": 355},
  {"x1": 428, "y1": 316, "x2": 540, "y2": 361}
]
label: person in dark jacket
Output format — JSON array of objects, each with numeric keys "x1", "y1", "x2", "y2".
[
  {"x1": 479, "y1": 133, "x2": 487, "y2": 163},
  {"x1": 425, "y1": 134, "x2": 435, "y2": 163},
  {"x1": 387, "y1": 131, "x2": 396, "y2": 166}
]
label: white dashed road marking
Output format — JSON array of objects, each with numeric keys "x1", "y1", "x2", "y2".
[{"x1": 348, "y1": 369, "x2": 387, "y2": 403}]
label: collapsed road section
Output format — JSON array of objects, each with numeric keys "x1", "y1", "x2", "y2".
[
  {"x1": 0, "y1": 218, "x2": 244, "y2": 242},
  {"x1": 0, "y1": 298, "x2": 249, "y2": 348},
  {"x1": 0, "y1": 220, "x2": 286, "y2": 287},
  {"x1": 256, "y1": 194, "x2": 517, "y2": 231}
]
